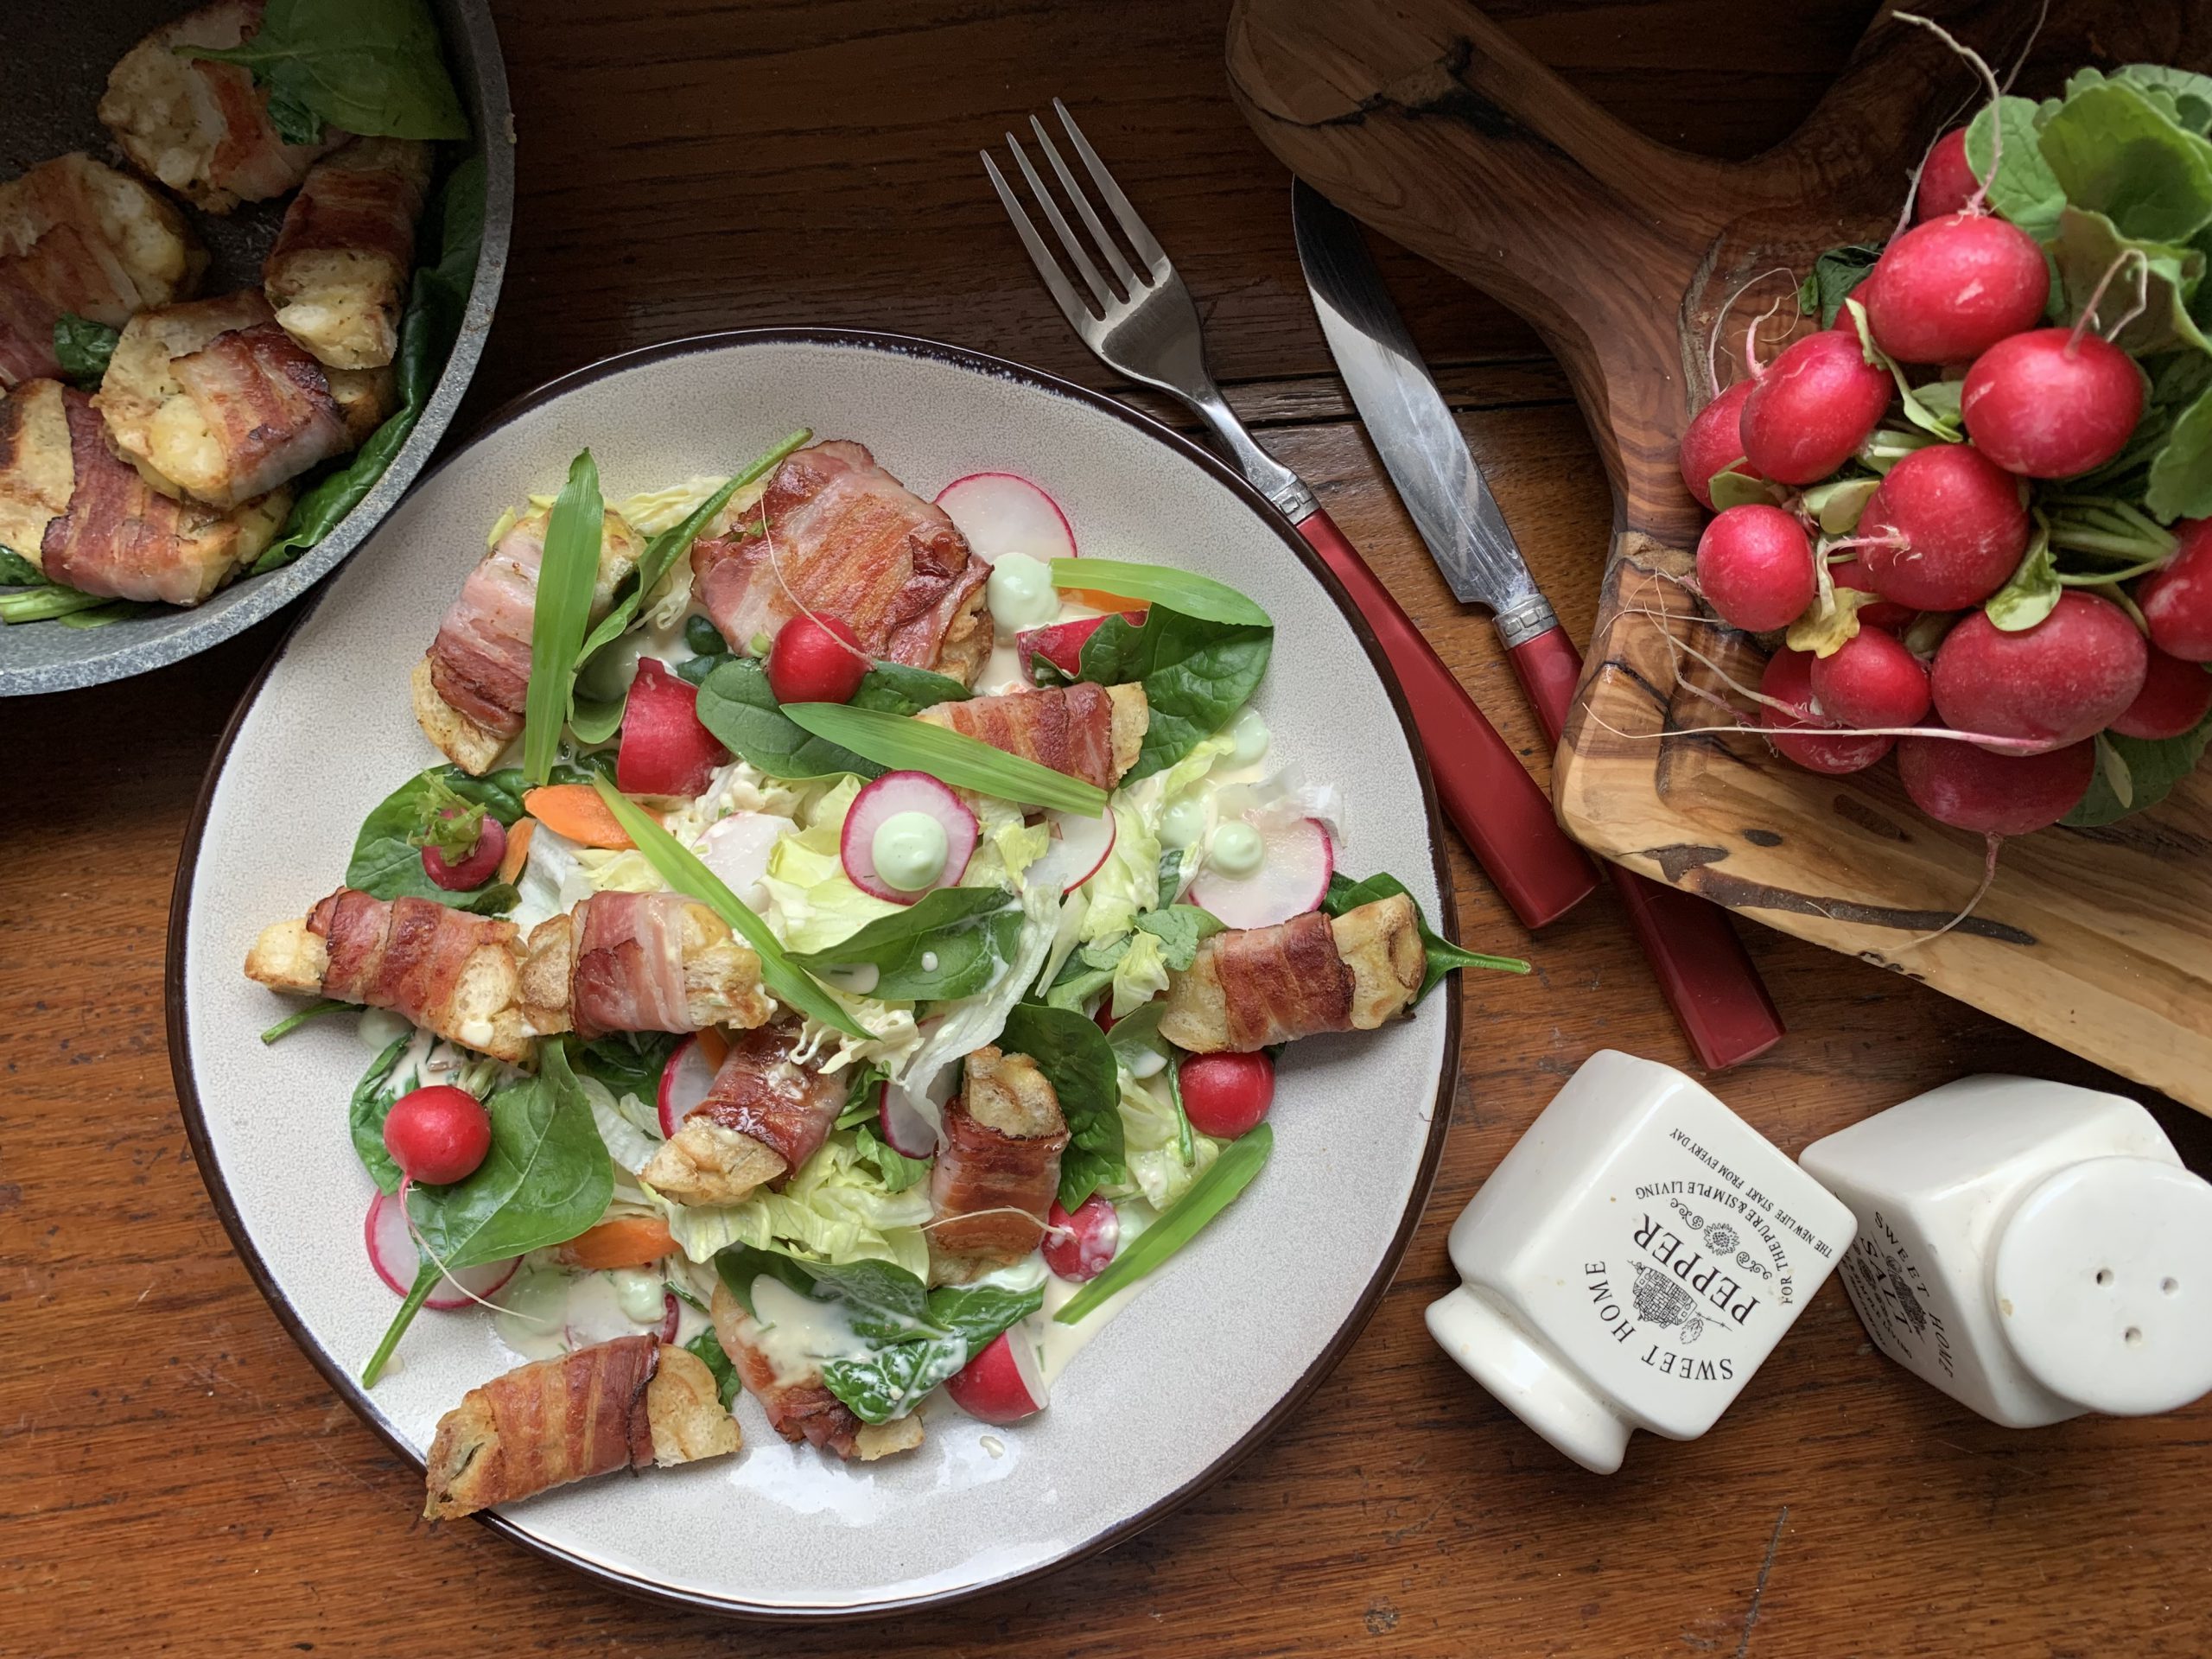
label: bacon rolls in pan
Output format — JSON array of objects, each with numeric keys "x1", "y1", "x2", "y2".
[
  {"x1": 690, "y1": 439, "x2": 991, "y2": 685},
  {"x1": 708, "y1": 1281, "x2": 924, "y2": 1464},
  {"x1": 264, "y1": 137, "x2": 434, "y2": 371},
  {"x1": 1158, "y1": 894, "x2": 1424, "y2": 1054},
  {"x1": 641, "y1": 1024, "x2": 843, "y2": 1207},
  {"x1": 422, "y1": 1336, "x2": 741, "y2": 1521},
  {"x1": 928, "y1": 1046, "x2": 1069, "y2": 1285},
  {"x1": 917, "y1": 681, "x2": 1149, "y2": 791}
]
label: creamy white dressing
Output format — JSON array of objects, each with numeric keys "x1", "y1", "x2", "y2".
[
  {"x1": 986, "y1": 552, "x2": 1059, "y2": 637},
  {"x1": 492, "y1": 1262, "x2": 705, "y2": 1363},
  {"x1": 1027, "y1": 1268, "x2": 1144, "y2": 1393},
  {"x1": 1224, "y1": 704, "x2": 1271, "y2": 767},
  {"x1": 746, "y1": 1274, "x2": 876, "y2": 1386},
  {"x1": 1207, "y1": 818, "x2": 1264, "y2": 876},
  {"x1": 872, "y1": 809, "x2": 949, "y2": 892}
]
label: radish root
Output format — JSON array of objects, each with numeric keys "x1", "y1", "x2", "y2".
[
  {"x1": 757, "y1": 500, "x2": 875, "y2": 671},
  {"x1": 1895, "y1": 831, "x2": 2002, "y2": 950},
  {"x1": 1704, "y1": 267, "x2": 1798, "y2": 396},
  {"x1": 1893, "y1": 12, "x2": 2005, "y2": 216}
]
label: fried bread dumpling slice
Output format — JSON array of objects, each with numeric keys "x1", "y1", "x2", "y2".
[
  {"x1": 99, "y1": 0, "x2": 344, "y2": 213},
  {"x1": 264, "y1": 137, "x2": 434, "y2": 370},
  {"x1": 1158, "y1": 893, "x2": 1423, "y2": 1053},
  {"x1": 518, "y1": 892, "x2": 772, "y2": 1039}
]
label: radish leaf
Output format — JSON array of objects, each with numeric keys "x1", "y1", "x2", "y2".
[
  {"x1": 1797, "y1": 243, "x2": 1882, "y2": 329},
  {"x1": 2063, "y1": 711, "x2": 2212, "y2": 826},
  {"x1": 2147, "y1": 384, "x2": 2212, "y2": 522},
  {"x1": 2039, "y1": 79, "x2": 2212, "y2": 245},
  {"x1": 1966, "y1": 96, "x2": 2066, "y2": 240},
  {"x1": 1986, "y1": 525, "x2": 2063, "y2": 632}
]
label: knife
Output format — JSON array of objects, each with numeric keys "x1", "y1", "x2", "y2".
[{"x1": 1294, "y1": 181, "x2": 1783, "y2": 1071}]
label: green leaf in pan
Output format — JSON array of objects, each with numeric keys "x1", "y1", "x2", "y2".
[
  {"x1": 0, "y1": 587, "x2": 109, "y2": 625},
  {"x1": 181, "y1": 0, "x2": 470, "y2": 143},
  {"x1": 588, "y1": 773, "x2": 867, "y2": 1037},
  {"x1": 1047, "y1": 557, "x2": 1270, "y2": 627},
  {"x1": 1055, "y1": 1122, "x2": 1273, "y2": 1325},
  {"x1": 780, "y1": 701, "x2": 1109, "y2": 815},
  {"x1": 53, "y1": 313, "x2": 118, "y2": 388},
  {"x1": 521, "y1": 451, "x2": 605, "y2": 785}
]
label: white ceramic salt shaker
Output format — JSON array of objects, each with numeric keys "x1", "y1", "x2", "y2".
[
  {"x1": 1800, "y1": 1075, "x2": 2212, "y2": 1427},
  {"x1": 1426, "y1": 1050, "x2": 1856, "y2": 1474}
]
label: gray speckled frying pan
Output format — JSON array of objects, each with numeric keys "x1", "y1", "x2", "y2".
[{"x1": 0, "y1": 0, "x2": 512, "y2": 695}]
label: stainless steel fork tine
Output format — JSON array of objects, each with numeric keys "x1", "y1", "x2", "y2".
[
  {"x1": 1006, "y1": 132, "x2": 1116, "y2": 314},
  {"x1": 1052, "y1": 97, "x2": 1168, "y2": 274},
  {"x1": 1028, "y1": 114, "x2": 1139, "y2": 294},
  {"x1": 981, "y1": 149, "x2": 1099, "y2": 329}
]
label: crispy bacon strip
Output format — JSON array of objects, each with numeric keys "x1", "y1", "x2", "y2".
[
  {"x1": 691, "y1": 1026, "x2": 843, "y2": 1170},
  {"x1": 569, "y1": 892, "x2": 693, "y2": 1040},
  {"x1": 926, "y1": 683, "x2": 1122, "y2": 789},
  {"x1": 427, "y1": 513, "x2": 550, "y2": 740},
  {"x1": 709, "y1": 1282, "x2": 920, "y2": 1463},
  {"x1": 311, "y1": 888, "x2": 512, "y2": 1024},
  {"x1": 1158, "y1": 895, "x2": 1425, "y2": 1053},
  {"x1": 170, "y1": 319, "x2": 349, "y2": 505},
  {"x1": 264, "y1": 137, "x2": 432, "y2": 369},
  {"x1": 0, "y1": 278, "x2": 60, "y2": 385},
  {"x1": 929, "y1": 1046, "x2": 1067, "y2": 1281},
  {"x1": 1217, "y1": 911, "x2": 1350, "y2": 1052},
  {"x1": 690, "y1": 439, "x2": 988, "y2": 680}
]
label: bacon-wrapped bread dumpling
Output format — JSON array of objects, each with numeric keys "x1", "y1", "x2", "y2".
[
  {"x1": 928, "y1": 1045, "x2": 1069, "y2": 1285},
  {"x1": 96, "y1": 290, "x2": 394, "y2": 510},
  {"x1": 0, "y1": 154, "x2": 206, "y2": 387},
  {"x1": 416, "y1": 505, "x2": 646, "y2": 774},
  {"x1": 422, "y1": 1336, "x2": 741, "y2": 1521},
  {"x1": 1158, "y1": 894, "x2": 1423, "y2": 1054},
  {"x1": 264, "y1": 137, "x2": 434, "y2": 371},
  {"x1": 99, "y1": 0, "x2": 344, "y2": 214},
  {"x1": 690, "y1": 439, "x2": 991, "y2": 686},
  {"x1": 518, "y1": 891, "x2": 772, "y2": 1040},
  {"x1": 0, "y1": 379, "x2": 284, "y2": 604},
  {"x1": 245, "y1": 887, "x2": 532, "y2": 1063},
  {"x1": 916, "y1": 681, "x2": 1148, "y2": 791},
  {"x1": 641, "y1": 1025, "x2": 844, "y2": 1207},
  {"x1": 709, "y1": 1280, "x2": 925, "y2": 1463}
]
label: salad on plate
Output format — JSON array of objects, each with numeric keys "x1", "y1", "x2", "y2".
[{"x1": 243, "y1": 429, "x2": 1523, "y2": 1522}]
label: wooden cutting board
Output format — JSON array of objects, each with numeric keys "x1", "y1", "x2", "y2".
[{"x1": 1228, "y1": 0, "x2": 2212, "y2": 1113}]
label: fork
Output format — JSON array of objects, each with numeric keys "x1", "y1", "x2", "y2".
[{"x1": 983, "y1": 102, "x2": 1596, "y2": 931}]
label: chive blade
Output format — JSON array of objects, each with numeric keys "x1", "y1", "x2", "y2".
[
  {"x1": 260, "y1": 998, "x2": 353, "y2": 1045},
  {"x1": 588, "y1": 774, "x2": 867, "y2": 1037},
  {"x1": 1046, "y1": 557, "x2": 1270, "y2": 627},
  {"x1": 1055, "y1": 1122, "x2": 1273, "y2": 1324},
  {"x1": 523, "y1": 450, "x2": 604, "y2": 785},
  {"x1": 779, "y1": 701, "x2": 1108, "y2": 816}
]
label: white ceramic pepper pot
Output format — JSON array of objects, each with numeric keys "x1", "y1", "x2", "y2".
[
  {"x1": 1426, "y1": 1050, "x2": 1856, "y2": 1473},
  {"x1": 1800, "y1": 1076, "x2": 2212, "y2": 1427}
]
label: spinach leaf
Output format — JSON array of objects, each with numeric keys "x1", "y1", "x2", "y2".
[
  {"x1": 1103, "y1": 997, "x2": 1167, "y2": 1070},
  {"x1": 0, "y1": 548, "x2": 46, "y2": 588},
  {"x1": 1000, "y1": 1002, "x2": 1123, "y2": 1210},
  {"x1": 790, "y1": 886, "x2": 1023, "y2": 1001},
  {"x1": 1965, "y1": 96, "x2": 2066, "y2": 241},
  {"x1": 1322, "y1": 871, "x2": 1529, "y2": 1001},
  {"x1": 1041, "y1": 936, "x2": 1123, "y2": 1013},
  {"x1": 260, "y1": 996, "x2": 352, "y2": 1044},
  {"x1": 249, "y1": 156, "x2": 482, "y2": 575},
  {"x1": 363, "y1": 1039, "x2": 614, "y2": 1384},
  {"x1": 1133, "y1": 903, "x2": 1224, "y2": 970},
  {"x1": 183, "y1": 0, "x2": 468, "y2": 142},
  {"x1": 695, "y1": 657, "x2": 881, "y2": 779},
  {"x1": 2064, "y1": 708, "x2": 2212, "y2": 826},
  {"x1": 53, "y1": 314, "x2": 118, "y2": 387},
  {"x1": 346, "y1": 765, "x2": 527, "y2": 911},
  {"x1": 849, "y1": 661, "x2": 972, "y2": 715},
  {"x1": 685, "y1": 1325, "x2": 742, "y2": 1409},
  {"x1": 1796, "y1": 242, "x2": 1883, "y2": 329},
  {"x1": 348, "y1": 1033, "x2": 412, "y2": 1194},
  {"x1": 854, "y1": 1122, "x2": 931, "y2": 1192},
  {"x1": 1156, "y1": 845, "x2": 1184, "y2": 907},
  {"x1": 570, "y1": 1030, "x2": 679, "y2": 1103},
  {"x1": 1073, "y1": 605, "x2": 1274, "y2": 781}
]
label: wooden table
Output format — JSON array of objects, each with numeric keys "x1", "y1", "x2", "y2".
[{"x1": 9, "y1": 3, "x2": 2209, "y2": 1652}]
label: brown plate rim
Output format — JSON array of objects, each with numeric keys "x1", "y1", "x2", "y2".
[{"x1": 164, "y1": 324, "x2": 1465, "y2": 1622}]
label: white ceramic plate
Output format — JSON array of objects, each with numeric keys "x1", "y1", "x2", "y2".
[{"x1": 168, "y1": 330, "x2": 1459, "y2": 1618}]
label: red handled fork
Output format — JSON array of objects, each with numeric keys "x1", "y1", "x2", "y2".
[{"x1": 982, "y1": 100, "x2": 1597, "y2": 931}]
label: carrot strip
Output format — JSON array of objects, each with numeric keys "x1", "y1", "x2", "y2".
[
  {"x1": 523, "y1": 785, "x2": 638, "y2": 849},
  {"x1": 695, "y1": 1025, "x2": 729, "y2": 1070},
  {"x1": 497, "y1": 817, "x2": 537, "y2": 885},
  {"x1": 555, "y1": 1214, "x2": 677, "y2": 1271},
  {"x1": 1065, "y1": 589, "x2": 1147, "y2": 616}
]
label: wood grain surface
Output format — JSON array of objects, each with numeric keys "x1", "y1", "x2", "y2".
[
  {"x1": 7, "y1": 3, "x2": 2211, "y2": 1655},
  {"x1": 1228, "y1": 0, "x2": 2212, "y2": 1115}
]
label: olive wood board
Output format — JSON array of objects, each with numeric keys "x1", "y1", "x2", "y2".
[{"x1": 1227, "y1": 0, "x2": 2212, "y2": 1112}]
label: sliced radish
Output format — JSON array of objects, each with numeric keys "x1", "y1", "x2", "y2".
[
  {"x1": 842, "y1": 770, "x2": 978, "y2": 904},
  {"x1": 1026, "y1": 806, "x2": 1116, "y2": 894},
  {"x1": 658, "y1": 1034, "x2": 718, "y2": 1137},
  {"x1": 880, "y1": 1084, "x2": 937, "y2": 1159},
  {"x1": 1016, "y1": 612, "x2": 1146, "y2": 677},
  {"x1": 945, "y1": 1328, "x2": 1049, "y2": 1423},
  {"x1": 934, "y1": 473, "x2": 1076, "y2": 566},
  {"x1": 617, "y1": 658, "x2": 730, "y2": 799},
  {"x1": 364, "y1": 1188, "x2": 518, "y2": 1312},
  {"x1": 1043, "y1": 1196, "x2": 1118, "y2": 1282},
  {"x1": 1188, "y1": 817, "x2": 1333, "y2": 930},
  {"x1": 655, "y1": 1290, "x2": 681, "y2": 1344}
]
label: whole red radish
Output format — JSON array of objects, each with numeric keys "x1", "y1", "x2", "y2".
[
  {"x1": 1898, "y1": 734, "x2": 2094, "y2": 836},
  {"x1": 1015, "y1": 611, "x2": 1146, "y2": 678},
  {"x1": 617, "y1": 658, "x2": 731, "y2": 798},
  {"x1": 1961, "y1": 329, "x2": 2144, "y2": 479},
  {"x1": 766, "y1": 614, "x2": 868, "y2": 704},
  {"x1": 945, "y1": 1330, "x2": 1047, "y2": 1424},
  {"x1": 1809, "y1": 626, "x2": 1931, "y2": 729},
  {"x1": 1042, "y1": 1195, "x2": 1118, "y2": 1282},
  {"x1": 1760, "y1": 647, "x2": 1893, "y2": 773},
  {"x1": 1679, "y1": 379, "x2": 1761, "y2": 509},
  {"x1": 1916, "y1": 128, "x2": 1979, "y2": 223},
  {"x1": 1857, "y1": 445, "x2": 2027, "y2": 611},
  {"x1": 1695, "y1": 505, "x2": 1817, "y2": 632},
  {"x1": 1738, "y1": 329, "x2": 1894, "y2": 486},
  {"x1": 1177, "y1": 1051, "x2": 1275, "y2": 1139},
  {"x1": 384, "y1": 1085, "x2": 493, "y2": 1185},
  {"x1": 1930, "y1": 594, "x2": 2148, "y2": 752},
  {"x1": 1861, "y1": 213, "x2": 2050, "y2": 364},
  {"x1": 2139, "y1": 519, "x2": 2212, "y2": 662},
  {"x1": 421, "y1": 811, "x2": 506, "y2": 891},
  {"x1": 2110, "y1": 646, "x2": 2212, "y2": 741},
  {"x1": 1829, "y1": 556, "x2": 1913, "y2": 630}
]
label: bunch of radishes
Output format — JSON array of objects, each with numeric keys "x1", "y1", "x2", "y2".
[{"x1": 1678, "y1": 60, "x2": 2212, "y2": 843}]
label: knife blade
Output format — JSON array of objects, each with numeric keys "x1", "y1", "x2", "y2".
[{"x1": 1293, "y1": 180, "x2": 1783, "y2": 1071}]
